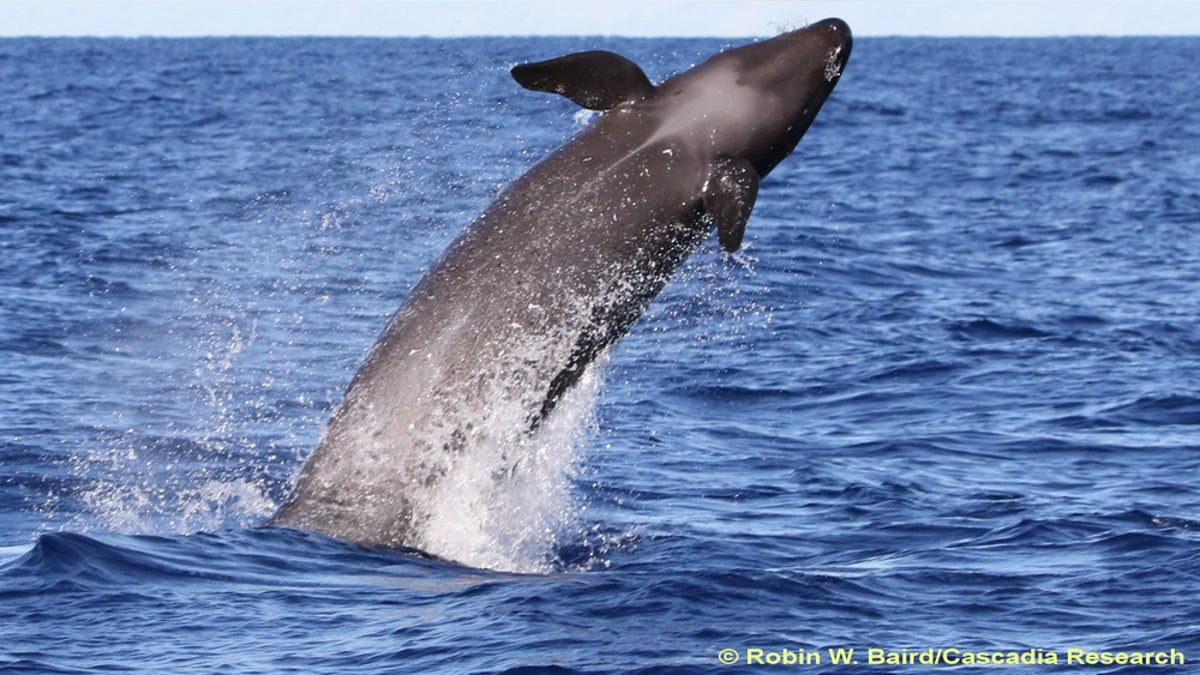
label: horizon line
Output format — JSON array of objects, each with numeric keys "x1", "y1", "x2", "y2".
[{"x1": 2, "y1": 1, "x2": 1199, "y2": 40}]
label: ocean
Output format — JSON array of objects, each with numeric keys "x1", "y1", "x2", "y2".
[{"x1": 1, "y1": 34, "x2": 1198, "y2": 673}]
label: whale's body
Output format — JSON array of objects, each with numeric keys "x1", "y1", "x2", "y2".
[{"x1": 271, "y1": 20, "x2": 852, "y2": 554}]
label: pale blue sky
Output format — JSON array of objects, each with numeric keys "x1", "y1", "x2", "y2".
[{"x1": 2, "y1": 0, "x2": 1199, "y2": 37}]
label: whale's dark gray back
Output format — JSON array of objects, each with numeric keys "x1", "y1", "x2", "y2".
[{"x1": 270, "y1": 20, "x2": 852, "y2": 567}]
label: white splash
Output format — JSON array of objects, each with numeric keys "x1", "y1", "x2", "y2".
[
  {"x1": 78, "y1": 475, "x2": 275, "y2": 535},
  {"x1": 825, "y1": 45, "x2": 845, "y2": 82},
  {"x1": 415, "y1": 359, "x2": 604, "y2": 573}
]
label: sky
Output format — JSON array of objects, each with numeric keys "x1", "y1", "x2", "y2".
[{"x1": 1, "y1": 0, "x2": 1199, "y2": 38}]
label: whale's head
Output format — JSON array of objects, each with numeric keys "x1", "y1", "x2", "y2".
[
  {"x1": 698, "y1": 18, "x2": 853, "y2": 176},
  {"x1": 511, "y1": 20, "x2": 850, "y2": 180}
]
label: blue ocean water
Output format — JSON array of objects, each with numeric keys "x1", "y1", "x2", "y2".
[{"x1": 2, "y1": 33, "x2": 1199, "y2": 673}]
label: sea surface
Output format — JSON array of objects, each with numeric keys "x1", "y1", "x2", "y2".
[{"x1": 2, "y1": 34, "x2": 1199, "y2": 673}]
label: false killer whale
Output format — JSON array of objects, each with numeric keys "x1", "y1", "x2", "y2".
[{"x1": 270, "y1": 19, "x2": 852, "y2": 554}]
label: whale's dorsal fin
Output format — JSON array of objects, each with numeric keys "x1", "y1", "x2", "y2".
[
  {"x1": 511, "y1": 50, "x2": 655, "y2": 111},
  {"x1": 703, "y1": 158, "x2": 760, "y2": 252}
]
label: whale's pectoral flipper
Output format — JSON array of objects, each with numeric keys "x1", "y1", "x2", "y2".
[
  {"x1": 703, "y1": 158, "x2": 760, "y2": 252},
  {"x1": 511, "y1": 50, "x2": 656, "y2": 111}
]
